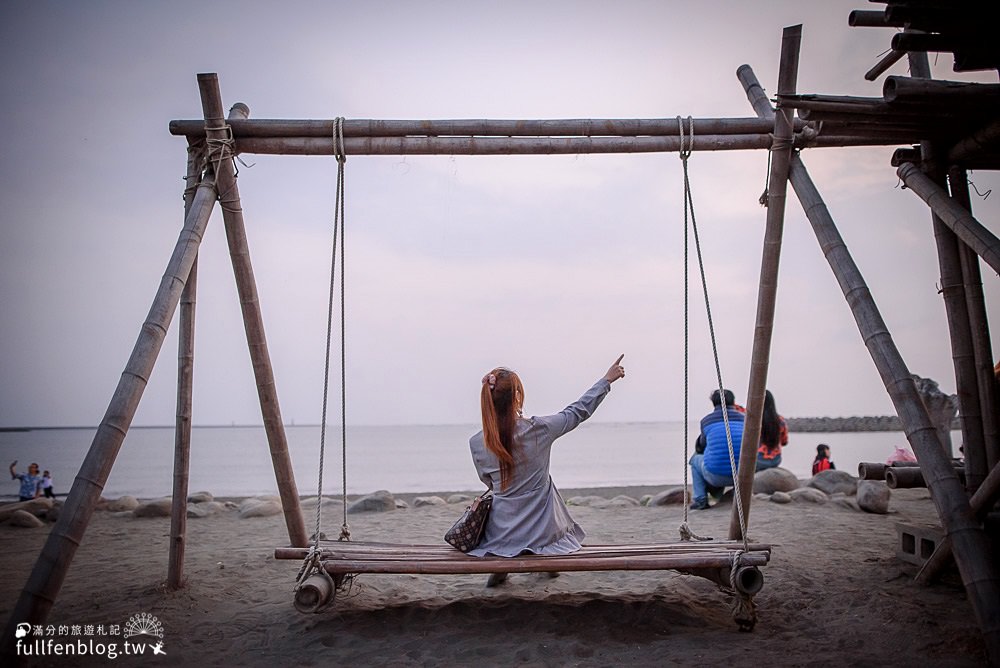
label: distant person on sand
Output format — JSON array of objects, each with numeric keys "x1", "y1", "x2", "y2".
[
  {"x1": 467, "y1": 355, "x2": 626, "y2": 586},
  {"x1": 812, "y1": 444, "x2": 835, "y2": 475},
  {"x1": 688, "y1": 389, "x2": 746, "y2": 510},
  {"x1": 41, "y1": 470, "x2": 55, "y2": 498},
  {"x1": 755, "y1": 390, "x2": 789, "y2": 471},
  {"x1": 9, "y1": 461, "x2": 43, "y2": 502}
]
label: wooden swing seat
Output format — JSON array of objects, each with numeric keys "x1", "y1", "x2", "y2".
[
  {"x1": 275, "y1": 539, "x2": 770, "y2": 577},
  {"x1": 276, "y1": 539, "x2": 770, "y2": 628}
]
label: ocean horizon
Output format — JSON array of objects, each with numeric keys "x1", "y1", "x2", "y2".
[{"x1": 2, "y1": 422, "x2": 960, "y2": 501}]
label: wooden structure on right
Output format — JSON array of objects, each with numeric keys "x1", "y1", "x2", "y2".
[{"x1": 753, "y1": 1, "x2": 1000, "y2": 661}]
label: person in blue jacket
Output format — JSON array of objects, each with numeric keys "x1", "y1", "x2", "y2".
[{"x1": 688, "y1": 389, "x2": 745, "y2": 510}]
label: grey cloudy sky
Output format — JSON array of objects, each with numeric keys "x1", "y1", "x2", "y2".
[{"x1": 1, "y1": 0, "x2": 997, "y2": 427}]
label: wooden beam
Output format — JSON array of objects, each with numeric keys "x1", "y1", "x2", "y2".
[
  {"x1": 167, "y1": 137, "x2": 205, "y2": 590},
  {"x1": 2, "y1": 155, "x2": 219, "y2": 648},
  {"x1": 729, "y1": 25, "x2": 801, "y2": 542},
  {"x1": 897, "y1": 163, "x2": 1000, "y2": 275},
  {"x1": 169, "y1": 116, "x2": 792, "y2": 138},
  {"x1": 197, "y1": 74, "x2": 309, "y2": 549},
  {"x1": 232, "y1": 134, "x2": 775, "y2": 155},
  {"x1": 235, "y1": 132, "x2": 913, "y2": 156}
]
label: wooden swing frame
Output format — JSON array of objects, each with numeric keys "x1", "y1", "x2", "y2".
[{"x1": 6, "y1": 8, "x2": 1000, "y2": 659}]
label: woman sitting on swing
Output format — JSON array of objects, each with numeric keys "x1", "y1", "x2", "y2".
[{"x1": 467, "y1": 355, "x2": 627, "y2": 585}]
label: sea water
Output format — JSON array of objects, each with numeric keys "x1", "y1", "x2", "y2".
[{"x1": 0, "y1": 423, "x2": 960, "y2": 500}]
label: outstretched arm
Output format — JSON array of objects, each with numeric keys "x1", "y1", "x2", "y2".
[
  {"x1": 9, "y1": 461, "x2": 16, "y2": 480},
  {"x1": 547, "y1": 355, "x2": 626, "y2": 439}
]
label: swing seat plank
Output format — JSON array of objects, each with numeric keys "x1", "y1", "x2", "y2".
[{"x1": 275, "y1": 540, "x2": 770, "y2": 575}]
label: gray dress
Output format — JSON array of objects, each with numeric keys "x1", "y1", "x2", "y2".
[{"x1": 467, "y1": 378, "x2": 611, "y2": 557}]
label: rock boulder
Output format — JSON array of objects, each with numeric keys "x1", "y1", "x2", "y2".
[
  {"x1": 857, "y1": 480, "x2": 891, "y2": 514},
  {"x1": 133, "y1": 498, "x2": 173, "y2": 518},
  {"x1": 346, "y1": 490, "x2": 396, "y2": 514},
  {"x1": 808, "y1": 469, "x2": 858, "y2": 496},
  {"x1": 8, "y1": 509, "x2": 45, "y2": 528},
  {"x1": 752, "y1": 467, "x2": 800, "y2": 494}
]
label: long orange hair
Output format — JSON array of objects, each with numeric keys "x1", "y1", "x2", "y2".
[{"x1": 481, "y1": 368, "x2": 524, "y2": 491}]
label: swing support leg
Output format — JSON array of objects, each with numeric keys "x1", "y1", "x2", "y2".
[
  {"x1": 730, "y1": 25, "x2": 801, "y2": 541},
  {"x1": 168, "y1": 136, "x2": 206, "y2": 590},
  {"x1": 197, "y1": 74, "x2": 309, "y2": 548}
]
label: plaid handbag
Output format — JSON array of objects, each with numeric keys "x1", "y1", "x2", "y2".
[{"x1": 444, "y1": 491, "x2": 493, "y2": 552}]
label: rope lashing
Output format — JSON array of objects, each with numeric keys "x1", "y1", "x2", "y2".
[
  {"x1": 759, "y1": 145, "x2": 772, "y2": 207},
  {"x1": 182, "y1": 142, "x2": 207, "y2": 203},
  {"x1": 204, "y1": 124, "x2": 242, "y2": 214},
  {"x1": 675, "y1": 115, "x2": 749, "y2": 549}
]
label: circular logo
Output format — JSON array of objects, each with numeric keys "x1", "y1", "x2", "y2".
[{"x1": 123, "y1": 612, "x2": 164, "y2": 639}]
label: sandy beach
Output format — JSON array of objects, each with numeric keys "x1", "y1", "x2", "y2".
[{"x1": 0, "y1": 485, "x2": 987, "y2": 667}]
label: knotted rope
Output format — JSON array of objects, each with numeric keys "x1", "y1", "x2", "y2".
[{"x1": 728, "y1": 550, "x2": 758, "y2": 631}]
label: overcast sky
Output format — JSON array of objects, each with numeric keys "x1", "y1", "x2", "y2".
[{"x1": 1, "y1": 0, "x2": 997, "y2": 428}]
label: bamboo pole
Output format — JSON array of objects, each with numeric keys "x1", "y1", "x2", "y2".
[
  {"x1": 865, "y1": 50, "x2": 906, "y2": 81},
  {"x1": 234, "y1": 134, "x2": 771, "y2": 155},
  {"x1": 906, "y1": 51, "x2": 986, "y2": 485},
  {"x1": 169, "y1": 116, "x2": 796, "y2": 138},
  {"x1": 859, "y1": 462, "x2": 889, "y2": 480},
  {"x1": 728, "y1": 25, "x2": 801, "y2": 542},
  {"x1": 885, "y1": 467, "x2": 927, "y2": 489},
  {"x1": 892, "y1": 32, "x2": 964, "y2": 55},
  {"x1": 167, "y1": 138, "x2": 205, "y2": 590},
  {"x1": 1, "y1": 166, "x2": 219, "y2": 648},
  {"x1": 780, "y1": 95, "x2": 934, "y2": 115},
  {"x1": 216, "y1": 133, "x2": 904, "y2": 157},
  {"x1": 272, "y1": 549, "x2": 770, "y2": 573},
  {"x1": 949, "y1": 166, "x2": 1000, "y2": 475},
  {"x1": 883, "y1": 77, "x2": 1000, "y2": 104},
  {"x1": 198, "y1": 75, "x2": 308, "y2": 548},
  {"x1": 847, "y1": 10, "x2": 890, "y2": 27},
  {"x1": 896, "y1": 163, "x2": 1000, "y2": 275},
  {"x1": 926, "y1": 166, "x2": 987, "y2": 487},
  {"x1": 917, "y1": 460, "x2": 1000, "y2": 584},
  {"x1": 787, "y1": 152, "x2": 1000, "y2": 665}
]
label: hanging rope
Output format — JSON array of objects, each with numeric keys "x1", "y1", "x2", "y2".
[
  {"x1": 301, "y1": 118, "x2": 350, "y2": 590},
  {"x1": 677, "y1": 116, "x2": 708, "y2": 543},
  {"x1": 674, "y1": 116, "x2": 749, "y2": 550},
  {"x1": 297, "y1": 117, "x2": 351, "y2": 602},
  {"x1": 333, "y1": 116, "x2": 350, "y2": 542}
]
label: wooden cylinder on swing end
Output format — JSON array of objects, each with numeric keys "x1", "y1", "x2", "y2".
[{"x1": 294, "y1": 575, "x2": 334, "y2": 614}]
